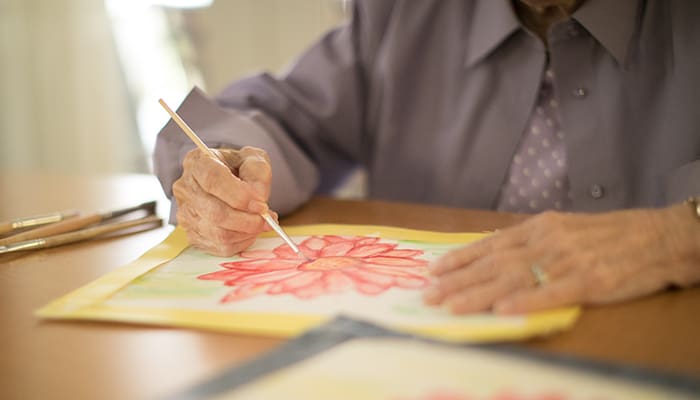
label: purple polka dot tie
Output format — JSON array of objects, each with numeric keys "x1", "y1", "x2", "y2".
[{"x1": 496, "y1": 68, "x2": 571, "y2": 213}]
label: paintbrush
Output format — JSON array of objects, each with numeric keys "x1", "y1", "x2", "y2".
[
  {"x1": 0, "y1": 209, "x2": 80, "y2": 237},
  {"x1": 0, "y1": 215, "x2": 162, "y2": 255},
  {"x1": 0, "y1": 201, "x2": 157, "y2": 246},
  {"x1": 158, "y1": 98, "x2": 306, "y2": 259}
]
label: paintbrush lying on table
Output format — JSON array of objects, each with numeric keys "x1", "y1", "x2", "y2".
[
  {"x1": 0, "y1": 201, "x2": 162, "y2": 254},
  {"x1": 0, "y1": 209, "x2": 80, "y2": 237}
]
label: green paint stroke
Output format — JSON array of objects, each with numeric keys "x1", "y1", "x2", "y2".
[{"x1": 113, "y1": 270, "x2": 222, "y2": 299}]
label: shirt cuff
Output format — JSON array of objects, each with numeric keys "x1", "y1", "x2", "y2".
[
  {"x1": 666, "y1": 159, "x2": 700, "y2": 204},
  {"x1": 154, "y1": 87, "x2": 320, "y2": 223}
]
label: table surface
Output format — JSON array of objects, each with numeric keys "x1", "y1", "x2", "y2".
[{"x1": 1, "y1": 171, "x2": 699, "y2": 400}]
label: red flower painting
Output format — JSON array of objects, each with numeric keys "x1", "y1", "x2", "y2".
[{"x1": 198, "y1": 235, "x2": 429, "y2": 303}]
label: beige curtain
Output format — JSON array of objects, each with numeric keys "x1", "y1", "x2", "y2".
[
  {"x1": 0, "y1": 0, "x2": 146, "y2": 174},
  {"x1": 184, "y1": 0, "x2": 346, "y2": 93}
]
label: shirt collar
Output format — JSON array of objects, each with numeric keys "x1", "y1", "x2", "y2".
[
  {"x1": 464, "y1": 0, "x2": 641, "y2": 68},
  {"x1": 464, "y1": 0, "x2": 521, "y2": 68},
  {"x1": 574, "y1": 0, "x2": 640, "y2": 66}
]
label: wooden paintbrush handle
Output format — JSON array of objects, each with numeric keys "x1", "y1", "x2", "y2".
[
  {"x1": 0, "y1": 213, "x2": 102, "y2": 246},
  {"x1": 0, "y1": 222, "x2": 14, "y2": 236},
  {"x1": 0, "y1": 216, "x2": 163, "y2": 255},
  {"x1": 41, "y1": 215, "x2": 163, "y2": 248},
  {"x1": 0, "y1": 210, "x2": 79, "y2": 236}
]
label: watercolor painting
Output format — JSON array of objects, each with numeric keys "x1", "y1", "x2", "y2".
[
  {"x1": 214, "y1": 338, "x2": 693, "y2": 400},
  {"x1": 36, "y1": 225, "x2": 580, "y2": 341},
  {"x1": 198, "y1": 234, "x2": 430, "y2": 303}
]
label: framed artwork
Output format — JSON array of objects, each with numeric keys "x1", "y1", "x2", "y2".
[
  {"x1": 38, "y1": 224, "x2": 579, "y2": 341},
  {"x1": 166, "y1": 318, "x2": 699, "y2": 400},
  {"x1": 210, "y1": 338, "x2": 695, "y2": 400}
]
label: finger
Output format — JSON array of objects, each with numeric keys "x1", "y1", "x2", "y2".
[
  {"x1": 423, "y1": 253, "x2": 501, "y2": 305},
  {"x1": 443, "y1": 273, "x2": 528, "y2": 314},
  {"x1": 429, "y1": 227, "x2": 527, "y2": 276},
  {"x1": 178, "y1": 200, "x2": 260, "y2": 249},
  {"x1": 216, "y1": 146, "x2": 272, "y2": 200},
  {"x1": 175, "y1": 173, "x2": 267, "y2": 234},
  {"x1": 259, "y1": 210, "x2": 278, "y2": 232},
  {"x1": 217, "y1": 146, "x2": 270, "y2": 170},
  {"x1": 185, "y1": 228, "x2": 258, "y2": 257},
  {"x1": 424, "y1": 248, "x2": 539, "y2": 306},
  {"x1": 237, "y1": 152, "x2": 272, "y2": 200},
  {"x1": 220, "y1": 147, "x2": 273, "y2": 211},
  {"x1": 184, "y1": 149, "x2": 261, "y2": 213},
  {"x1": 492, "y1": 276, "x2": 584, "y2": 314}
]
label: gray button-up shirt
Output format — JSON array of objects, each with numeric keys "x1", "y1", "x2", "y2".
[{"x1": 154, "y1": 0, "x2": 700, "y2": 219}]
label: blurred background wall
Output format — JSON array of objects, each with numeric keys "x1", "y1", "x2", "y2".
[{"x1": 0, "y1": 0, "x2": 347, "y2": 175}]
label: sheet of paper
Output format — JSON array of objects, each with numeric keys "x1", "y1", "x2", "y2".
[
  {"x1": 37, "y1": 224, "x2": 579, "y2": 341},
  {"x1": 215, "y1": 338, "x2": 696, "y2": 400}
]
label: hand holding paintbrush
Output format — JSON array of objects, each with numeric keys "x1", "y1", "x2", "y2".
[{"x1": 158, "y1": 99, "x2": 305, "y2": 258}]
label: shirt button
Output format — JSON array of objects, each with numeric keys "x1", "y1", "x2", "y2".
[
  {"x1": 572, "y1": 87, "x2": 588, "y2": 98},
  {"x1": 590, "y1": 184, "x2": 605, "y2": 199}
]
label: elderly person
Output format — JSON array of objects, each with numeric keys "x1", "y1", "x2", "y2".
[{"x1": 154, "y1": 0, "x2": 700, "y2": 314}]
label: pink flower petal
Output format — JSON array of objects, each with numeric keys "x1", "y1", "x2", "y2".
[
  {"x1": 364, "y1": 256, "x2": 428, "y2": 267},
  {"x1": 360, "y1": 265, "x2": 427, "y2": 279},
  {"x1": 320, "y1": 241, "x2": 355, "y2": 257},
  {"x1": 220, "y1": 282, "x2": 271, "y2": 302},
  {"x1": 231, "y1": 269, "x2": 301, "y2": 285},
  {"x1": 268, "y1": 271, "x2": 323, "y2": 294},
  {"x1": 198, "y1": 269, "x2": 250, "y2": 281},
  {"x1": 355, "y1": 237, "x2": 381, "y2": 246},
  {"x1": 273, "y1": 245, "x2": 306, "y2": 259},
  {"x1": 220, "y1": 259, "x2": 301, "y2": 271},
  {"x1": 395, "y1": 275, "x2": 429, "y2": 289},
  {"x1": 346, "y1": 243, "x2": 396, "y2": 257},
  {"x1": 322, "y1": 270, "x2": 354, "y2": 292},
  {"x1": 322, "y1": 235, "x2": 351, "y2": 243},
  {"x1": 381, "y1": 249, "x2": 424, "y2": 258},
  {"x1": 355, "y1": 236, "x2": 379, "y2": 246},
  {"x1": 301, "y1": 236, "x2": 327, "y2": 250},
  {"x1": 354, "y1": 281, "x2": 388, "y2": 295},
  {"x1": 292, "y1": 282, "x2": 330, "y2": 299},
  {"x1": 344, "y1": 268, "x2": 394, "y2": 287}
]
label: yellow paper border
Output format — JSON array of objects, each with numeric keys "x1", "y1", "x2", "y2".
[{"x1": 37, "y1": 224, "x2": 579, "y2": 342}]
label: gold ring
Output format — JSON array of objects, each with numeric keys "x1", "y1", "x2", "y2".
[{"x1": 530, "y1": 263, "x2": 549, "y2": 287}]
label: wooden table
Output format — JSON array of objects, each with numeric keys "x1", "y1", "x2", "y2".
[{"x1": 1, "y1": 172, "x2": 699, "y2": 400}]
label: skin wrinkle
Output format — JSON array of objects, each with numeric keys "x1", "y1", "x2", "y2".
[
  {"x1": 427, "y1": 202, "x2": 700, "y2": 314},
  {"x1": 174, "y1": 147, "x2": 274, "y2": 256}
]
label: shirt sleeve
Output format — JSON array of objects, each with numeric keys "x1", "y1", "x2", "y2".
[
  {"x1": 153, "y1": 0, "x2": 393, "y2": 221},
  {"x1": 666, "y1": 160, "x2": 700, "y2": 204}
]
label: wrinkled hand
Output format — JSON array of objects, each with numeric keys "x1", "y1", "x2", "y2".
[
  {"x1": 173, "y1": 146, "x2": 276, "y2": 256},
  {"x1": 423, "y1": 204, "x2": 700, "y2": 314}
]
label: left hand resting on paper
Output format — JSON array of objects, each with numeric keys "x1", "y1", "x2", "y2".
[{"x1": 422, "y1": 203, "x2": 700, "y2": 314}]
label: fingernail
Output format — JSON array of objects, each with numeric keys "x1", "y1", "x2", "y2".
[{"x1": 248, "y1": 200, "x2": 268, "y2": 214}]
